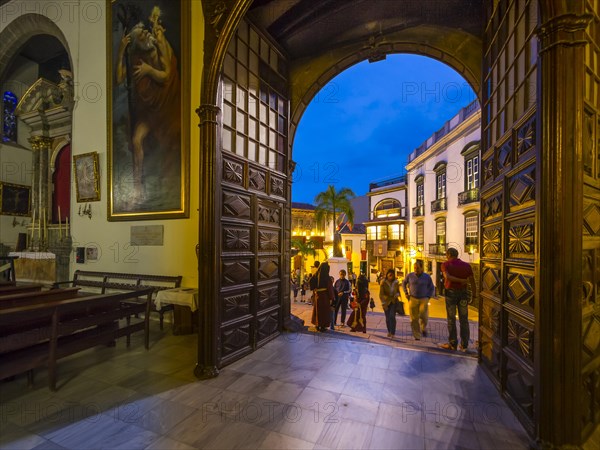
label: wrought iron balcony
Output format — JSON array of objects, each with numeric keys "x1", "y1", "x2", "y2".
[
  {"x1": 429, "y1": 243, "x2": 448, "y2": 255},
  {"x1": 412, "y1": 205, "x2": 424, "y2": 217},
  {"x1": 431, "y1": 198, "x2": 447, "y2": 212},
  {"x1": 458, "y1": 188, "x2": 480, "y2": 205}
]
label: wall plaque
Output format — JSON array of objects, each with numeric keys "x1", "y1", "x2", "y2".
[{"x1": 131, "y1": 225, "x2": 164, "y2": 246}]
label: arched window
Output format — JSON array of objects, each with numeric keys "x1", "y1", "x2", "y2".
[
  {"x1": 374, "y1": 198, "x2": 402, "y2": 218},
  {"x1": 2, "y1": 91, "x2": 18, "y2": 143}
]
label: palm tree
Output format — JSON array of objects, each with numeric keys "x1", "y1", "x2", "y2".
[
  {"x1": 314, "y1": 185, "x2": 356, "y2": 258},
  {"x1": 291, "y1": 238, "x2": 317, "y2": 283}
]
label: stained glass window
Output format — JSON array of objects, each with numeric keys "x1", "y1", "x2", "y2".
[{"x1": 2, "y1": 91, "x2": 18, "y2": 143}]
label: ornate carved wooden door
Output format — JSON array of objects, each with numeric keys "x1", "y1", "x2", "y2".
[
  {"x1": 479, "y1": 0, "x2": 538, "y2": 435},
  {"x1": 215, "y1": 19, "x2": 290, "y2": 367}
]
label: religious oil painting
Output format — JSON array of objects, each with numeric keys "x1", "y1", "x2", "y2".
[
  {"x1": 107, "y1": 0, "x2": 189, "y2": 220},
  {"x1": 0, "y1": 182, "x2": 31, "y2": 216},
  {"x1": 73, "y1": 152, "x2": 101, "y2": 202}
]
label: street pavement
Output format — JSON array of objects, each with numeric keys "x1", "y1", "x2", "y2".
[{"x1": 290, "y1": 281, "x2": 479, "y2": 357}]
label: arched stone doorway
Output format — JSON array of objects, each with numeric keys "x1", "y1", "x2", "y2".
[
  {"x1": 196, "y1": 0, "x2": 600, "y2": 446},
  {"x1": 0, "y1": 14, "x2": 74, "y2": 282}
]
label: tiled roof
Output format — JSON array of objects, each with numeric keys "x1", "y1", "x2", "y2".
[
  {"x1": 339, "y1": 223, "x2": 366, "y2": 234},
  {"x1": 291, "y1": 202, "x2": 315, "y2": 210}
]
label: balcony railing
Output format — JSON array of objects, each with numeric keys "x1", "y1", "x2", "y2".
[
  {"x1": 458, "y1": 188, "x2": 480, "y2": 205},
  {"x1": 429, "y1": 243, "x2": 448, "y2": 255},
  {"x1": 431, "y1": 198, "x2": 447, "y2": 212},
  {"x1": 412, "y1": 205, "x2": 424, "y2": 217},
  {"x1": 408, "y1": 100, "x2": 480, "y2": 162},
  {"x1": 369, "y1": 175, "x2": 407, "y2": 190}
]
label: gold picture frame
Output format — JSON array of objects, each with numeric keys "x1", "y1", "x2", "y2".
[
  {"x1": 73, "y1": 152, "x2": 101, "y2": 202},
  {"x1": 106, "y1": 0, "x2": 190, "y2": 221}
]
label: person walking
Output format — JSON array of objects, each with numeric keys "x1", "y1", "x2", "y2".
[
  {"x1": 300, "y1": 277, "x2": 308, "y2": 302},
  {"x1": 291, "y1": 277, "x2": 299, "y2": 302},
  {"x1": 439, "y1": 247, "x2": 477, "y2": 352},
  {"x1": 379, "y1": 268, "x2": 401, "y2": 338},
  {"x1": 402, "y1": 261, "x2": 435, "y2": 340},
  {"x1": 347, "y1": 274, "x2": 370, "y2": 333},
  {"x1": 333, "y1": 270, "x2": 352, "y2": 328},
  {"x1": 311, "y1": 262, "x2": 335, "y2": 332}
]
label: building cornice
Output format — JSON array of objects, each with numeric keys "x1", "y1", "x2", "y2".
[
  {"x1": 405, "y1": 110, "x2": 481, "y2": 172},
  {"x1": 367, "y1": 185, "x2": 407, "y2": 196}
]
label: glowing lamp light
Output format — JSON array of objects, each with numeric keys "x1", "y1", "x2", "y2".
[{"x1": 469, "y1": 246, "x2": 475, "y2": 255}]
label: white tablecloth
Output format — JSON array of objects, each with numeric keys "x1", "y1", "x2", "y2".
[
  {"x1": 154, "y1": 288, "x2": 198, "y2": 312},
  {"x1": 9, "y1": 251, "x2": 56, "y2": 260}
]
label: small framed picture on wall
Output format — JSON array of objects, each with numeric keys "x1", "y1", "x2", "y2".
[
  {"x1": 73, "y1": 152, "x2": 101, "y2": 202},
  {"x1": 0, "y1": 182, "x2": 31, "y2": 216}
]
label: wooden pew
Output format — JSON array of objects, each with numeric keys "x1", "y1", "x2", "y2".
[
  {"x1": 54, "y1": 271, "x2": 182, "y2": 330},
  {"x1": 0, "y1": 283, "x2": 44, "y2": 296},
  {"x1": 0, "y1": 287, "x2": 153, "y2": 390},
  {"x1": 0, "y1": 287, "x2": 81, "y2": 309}
]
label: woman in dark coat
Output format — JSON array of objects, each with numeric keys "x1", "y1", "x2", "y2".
[
  {"x1": 347, "y1": 274, "x2": 370, "y2": 333},
  {"x1": 311, "y1": 262, "x2": 335, "y2": 332}
]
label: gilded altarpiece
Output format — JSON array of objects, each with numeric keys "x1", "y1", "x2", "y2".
[
  {"x1": 582, "y1": 0, "x2": 600, "y2": 441},
  {"x1": 217, "y1": 19, "x2": 289, "y2": 366},
  {"x1": 480, "y1": 0, "x2": 538, "y2": 434}
]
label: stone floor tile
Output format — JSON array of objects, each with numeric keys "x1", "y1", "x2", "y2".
[
  {"x1": 258, "y1": 431, "x2": 314, "y2": 449},
  {"x1": 317, "y1": 419, "x2": 374, "y2": 449},
  {"x1": 341, "y1": 379, "x2": 384, "y2": 403},
  {"x1": 136, "y1": 399, "x2": 197, "y2": 435},
  {"x1": 368, "y1": 426, "x2": 425, "y2": 450},
  {"x1": 203, "y1": 421, "x2": 269, "y2": 449},
  {"x1": 335, "y1": 394, "x2": 380, "y2": 426},
  {"x1": 144, "y1": 435, "x2": 197, "y2": 450},
  {"x1": 375, "y1": 401, "x2": 425, "y2": 437},
  {"x1": 295, "y1": 387, "x2": 341, "y2": 412},
  {"x1": 277, "y1": 406, "x2": 330, "y2": 444},
  {"x1": 307, "y1": 372, "x2": 349, "y2": 394},
  {"x1": 257, "y1": 380, "x2": 305, "y2": 403}
]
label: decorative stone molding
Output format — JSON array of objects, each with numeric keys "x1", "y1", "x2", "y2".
[
  {"x1": 28, "y1": 136, "x2": 53, "y2": 151},
  {"x1": 195, "y1": 104, "x2": 221, "y2": 126},
  {"x1": 538, "y1": 13, "x2": 593, "y2": 53},
  {"x1": 209, "y1": 2, "x2": 228, "y2": 37}
]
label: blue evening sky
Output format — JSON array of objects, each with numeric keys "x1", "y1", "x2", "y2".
[{"x1": 291, "y1": 54, "x2": 477, "y2": 204}]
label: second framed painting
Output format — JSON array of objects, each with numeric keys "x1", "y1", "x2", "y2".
[{"x1": 107, "y1": 0, "x2": 190, "y2": 221}]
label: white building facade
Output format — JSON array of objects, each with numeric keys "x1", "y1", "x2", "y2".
[
  {"x1": 405, "y1": 102, "x2": 481, "y2": 296},
  {"x1": 364, "y1": 176, "x2": 408, "y2": 281}
]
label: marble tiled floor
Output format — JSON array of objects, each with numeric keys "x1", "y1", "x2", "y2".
[
  {"x1": 0, "y1": 322, "x2": 530, "y2": 450},
  {"x1": 291, "y1": 301, "x2": 479, "y2": 357}
]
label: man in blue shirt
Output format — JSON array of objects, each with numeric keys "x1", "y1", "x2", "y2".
[{"x1": 402, "y1": 261, "x2": 435, "y2": 340}]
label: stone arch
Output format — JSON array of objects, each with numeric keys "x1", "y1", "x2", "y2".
[
  {"x1": 288, "y1": 27, "x2": 482, "y2": 145},
  {"x1": 0, "y1": 14, "x2": 72, "y2": 84}
]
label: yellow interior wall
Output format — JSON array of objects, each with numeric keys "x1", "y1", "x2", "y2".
[{"x1": 0, "y1": 0, "x2": 204, "y2": 287}]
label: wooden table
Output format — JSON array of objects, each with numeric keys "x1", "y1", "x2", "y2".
[{"x1": 154, "y1": 288, "x2": 198, "y2": 334}]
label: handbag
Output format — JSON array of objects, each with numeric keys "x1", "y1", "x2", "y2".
[
  {"x1": 395, "y1": 299, "x2": 406, "y2": 316},
  {"x1": 369, "y1": 298, "x2": 376, "y2": 310}
]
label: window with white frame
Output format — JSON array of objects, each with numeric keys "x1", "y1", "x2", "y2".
[
  {"x1": 436, "y1": 220, "x2": 446, "y2": 244},
  {"x1": 388, "y1": 224, "x2": 400, "y2": 240},
  {"x1": 400, "y1": 223, "x2": 405, "y2": 241},
  {"x1": 466, "y1": 155, "x2": 479, "y2": 190},
  {"x1": 416, "y1": 222, "x2": 424, "y2": 245},
  {"x1": 416, "y1": 183, "x2": 424, "y2": 206},
  {"x1": 465, "y1": 214, "x2": 479, "y2": 246},
  {"x1": 374, "y1": 199, "x2": 402, "y2": 218},
  {"x1": 377, "y1": 225, "x2": 388, "y2": 240},
  {"x1": 367, "y1": 226, "x2": 376, "y2": 240},
  {"x1": 436, "y1": 172, "x2": 446, "y2": 199}
]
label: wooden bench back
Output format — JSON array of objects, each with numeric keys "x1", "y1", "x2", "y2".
[
  {"x1": 0, "y1": 287, "x2": 81, "y2": 310},
  {"x1": 0, "y1": 288, "x2": 153, "y2": 348},
  {"x1": 0, "y1": 283, "x2": 43, "y2": 296},
  {"x1": 68, "y1": 270, "x2": 182, "y2": 295}
]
